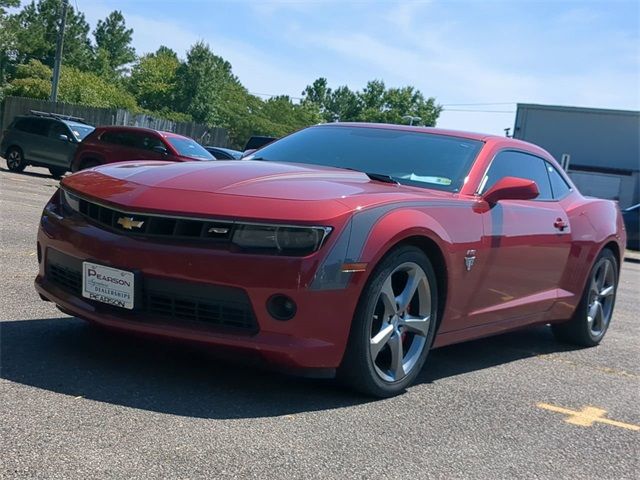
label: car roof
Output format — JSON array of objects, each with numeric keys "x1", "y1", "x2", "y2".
[
  {"x1": 313, "y1": 122, "x2": 553, "y2": 155},
  {"x1": 63, "y1": 120, "x2": 94, "y2": 129},
  {"x1": 94, "y1": 125, "x2": 191, "y2": 139},
  {"x1": 315, "y1": 122, "x2": 501, "y2": 142}
]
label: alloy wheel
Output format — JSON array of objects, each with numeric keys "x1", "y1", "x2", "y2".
[
  {"x1": 587, "y1": 257, "x2": 616, "y2": 338},
  {"x1": 369, "y1": 261, "x2": 431, "y2": 382},
  {"x1": 7, "y1": 150, "x2": 22, "y2": 170}
]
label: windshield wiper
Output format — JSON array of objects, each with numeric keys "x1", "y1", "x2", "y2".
[
  {"x1": 342, "y1": 167, "x2": 399, "y2": 184},
  {"x1": 363, "y1": 172, "x2": 400, "y2": 184}
]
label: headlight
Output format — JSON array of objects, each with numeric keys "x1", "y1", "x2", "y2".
[
  {"x1": 61, "y1": 188, "x2": 81, "y2": 213},
  {"x1": 232, "y1": 224, "x2": 332, "y2": 255}
]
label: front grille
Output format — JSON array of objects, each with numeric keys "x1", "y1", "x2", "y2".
[
  {"x1": 72, "y1": 194, "x2": 232, "y2": 242},
  {"x1": 45, "y1": 249, "x2": 258, "y2": 334}
]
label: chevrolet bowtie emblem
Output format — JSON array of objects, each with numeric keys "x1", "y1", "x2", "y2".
[{"x1": 117, "y1": 216, "x2": 145, "y2": 230}]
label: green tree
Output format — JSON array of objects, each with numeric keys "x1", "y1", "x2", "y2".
[
  {"x1": 128, "y1": 46, "x2": 180, "y2": 112},
  {"x1": 302, "y1": 77, "x2": 332, "y2": 119},
  {"x1": 93, "y1": 10, "x2": 135, "y2": 76},
  {"x1": 326, "y1": 86, "x2": 361, "y2": 122},
  {"x1": 175, "y1": 42, "x2": 238, "y2": 124},
  {"x1": 302, "y1": 78, "x2": 362, "y2": 122},
  {"x1": 59, "y1": 65, "x2": 138, "y2": 109},
  {"x1": 6, "y1": 59, "x2": 138, "y2": 110},
  {"x1": 8, "y1": 0, "x2": 93, "y2": 71},
  {"x1": 0, "y1": 0, "x2": 20, "y2": 90},
  {"x1": 302, "y1": 77, "x2": 441, "y2": 126},
  {"x1": 4, "y1": 58, "x2": 51, "y2": 99}
]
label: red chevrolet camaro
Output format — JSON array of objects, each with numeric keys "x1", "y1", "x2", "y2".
[{"x1": 35, "y1": 123, "x2": 626, "y2": 397}]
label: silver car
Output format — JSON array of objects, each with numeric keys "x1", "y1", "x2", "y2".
[{"x1": 1, "y1": 112, "x2": 95, "y2": 178}]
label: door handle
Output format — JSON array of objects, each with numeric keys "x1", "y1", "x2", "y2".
[{"x1": 554, "y1": 218, "x2": 568, "y2": 231}]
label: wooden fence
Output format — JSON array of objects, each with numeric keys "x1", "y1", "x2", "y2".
[{"x1": 0, "y1": 96, "x2": 229, "y2": 147}]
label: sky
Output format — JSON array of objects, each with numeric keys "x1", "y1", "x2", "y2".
[{"x1": 68, "y1": 0, "x2": 640, "y2": 134}]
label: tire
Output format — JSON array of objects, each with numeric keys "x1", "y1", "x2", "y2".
[
  {"x1": 5, "y1": 147, "x2": 26, "y2": 172},
  {"x1": 551, "y1": 249, "x2": 618, "y2": 347},
  {"x1": 78, "y1": 159, "x2": 99, "y2": 171},
  {"x1": 48, "y1": 166, "x2": 66, "y2": 179},
  {"x1": 339, "y1": 245, "x2": 438, "y2": 397}
]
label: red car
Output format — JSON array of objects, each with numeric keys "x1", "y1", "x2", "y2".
[
  {"x1": 70, "y1": 126, "x2": 214, "y2": 171},
  {"x1": 36, "y1": 123, "x2": 625, "y2": 397}
]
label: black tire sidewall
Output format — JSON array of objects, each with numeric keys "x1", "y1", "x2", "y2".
[
  {"x1": 553, "y1": 248, "x2": 619, "y2": 346},
  {"x1": 49, "y1": 167, "x2": 66, "y2": 178},
  {"x1": 341, "y1": 245, "x2": 438, "y2": 397}
]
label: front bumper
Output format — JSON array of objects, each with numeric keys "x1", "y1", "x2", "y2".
[{"x1": 36, "y1": 206, "x2": 361, "y2": 373}]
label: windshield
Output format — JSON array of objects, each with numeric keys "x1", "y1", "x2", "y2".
[
  {"x1": 246, "y1": 126, "x2": 483, "y2": 192},
  {"x1": 66, "y1": 122, "x2": 95, "y2": 141},
  {"x1": 166, "y1": 137, "x2": 214, "y2": 160}
]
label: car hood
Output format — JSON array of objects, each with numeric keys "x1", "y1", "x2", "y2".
[{"x1": 62, "y1": 160, "x2": 453, "y2": 222}]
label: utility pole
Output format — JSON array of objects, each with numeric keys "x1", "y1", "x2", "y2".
[{"x1": 50, "y1": 0, "x2": 68, "y2": 103}]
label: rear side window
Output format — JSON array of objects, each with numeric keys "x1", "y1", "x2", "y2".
[
  {"x1": 15, "y1": 118, "x2": 50, "y2": 136},
  {"x1": 100, "y1": 131, "x2": 138, "y2": 147},
  {"x1": 546, "y1": 163, "x2": 572, "y2": 199},
  {"x1": 481, "y1": 150, "x2": 553, "y2": 200}
]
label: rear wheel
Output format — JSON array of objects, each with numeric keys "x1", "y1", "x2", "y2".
[
  {"x1": 5, "y1": 147, "x2": 26, "y2": 172},
  {"x1": 48, "y1": 166, "x2": 66, "y2": 178},
  {"x1": 552, "y1": 249, "x2": 618, "y2": 346},
  {"x1": 339, "y1": 245, "x2": 438, "y2": 397}
]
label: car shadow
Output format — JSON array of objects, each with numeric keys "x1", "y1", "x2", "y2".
[
  {"x1": 418, "y1": 326, "x2": 576, "y2": 384},
  {"x1": 0, "y1": 166, "x2": 61, "y2": 180},
  {"x1": 1, "y1": 317, "x2": 576, "y2": 418}
]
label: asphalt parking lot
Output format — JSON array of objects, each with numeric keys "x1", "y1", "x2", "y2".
[{"x1": 1, "y1": 164, "x2": 639, "y2": 479}]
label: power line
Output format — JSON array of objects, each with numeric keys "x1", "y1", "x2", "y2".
[
  {"x1": 440, "y1": 102, "x2": 516, "y2": 107},
  {"x1": 251, "y1": 91, "x2": 304, "y2": 101},
  {"x1": 443, "y1": 109, "x2": 515, "y2": 113}
]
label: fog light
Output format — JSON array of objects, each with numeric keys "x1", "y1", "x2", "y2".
[
  {"x1": 37, "y1": 242, "x2": 42, "y2": 264},
  {"x1": 267, "y1": 295, "x2": 297, "y2": 321}
]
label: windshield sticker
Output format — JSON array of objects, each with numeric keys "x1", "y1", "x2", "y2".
[{"x1": 408, "y1": 173, "x2": 452, "y2": 185}]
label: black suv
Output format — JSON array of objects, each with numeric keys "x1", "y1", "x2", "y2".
[{"x1": 1, "y1": 111, "x2": 95, "y2": 178}]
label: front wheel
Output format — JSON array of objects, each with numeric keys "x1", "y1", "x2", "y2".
[
  {"x1": 552, "y1": 249, "x2": 618, "y2": 346},
  {"x1": 339, "y1": 245, "x2": 438, "y2": 397}
]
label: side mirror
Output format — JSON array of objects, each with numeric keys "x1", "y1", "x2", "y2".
[
  {"x1": 58, "y1": 134, "x2": 69, "y2": 142},
  {"x1": 242, "y1": 148, "x2": 257, "y2": 158},
  {"x1": 482, "y1": 176, "x2": 539, "y2": 205},
  {"x1": 152, "y1": 145, "x2": 168, "y2": 155}
]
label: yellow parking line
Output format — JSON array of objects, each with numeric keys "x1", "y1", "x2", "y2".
[{"x1": 537, "y1": 403, "x2": 640, "y2": 431}]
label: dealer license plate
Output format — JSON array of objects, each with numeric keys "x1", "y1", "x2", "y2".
[{"x1": 82, "y1": 262, "x2": 135, "y2": 310}]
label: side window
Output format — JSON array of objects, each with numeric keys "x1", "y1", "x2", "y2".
[
  {"x1": 21, "y1": 118, "x2": 49, "y2": 136},
  {"x1": 481, "y1": 151, "x2": 553, "y2": 200},
  {"x1": 139, "y1": 135, "x2": 164, "y2": 151},
  {"x1": 119, "y1": 132, "x2": 139, "y2": 147},
  {"x1": 100, "y1": 131, "x2": 121, "y2": 145},
  {"x1": 546, "y1": 162, "x2": 571, "y2": 199},
  {"x1": 12, "y1": 119, "x2": 26, "y2": 131},
  {"x1": 101, "y1": 131, "x2": 137, "y2": 147},
  {"x1": 48, "y1": 122, "x2": 70, "y2": 139}
]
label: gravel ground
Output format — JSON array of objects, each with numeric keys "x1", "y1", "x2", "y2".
[{"x1": 1, "y1": 165, "x2": 639, "y2": 479}]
